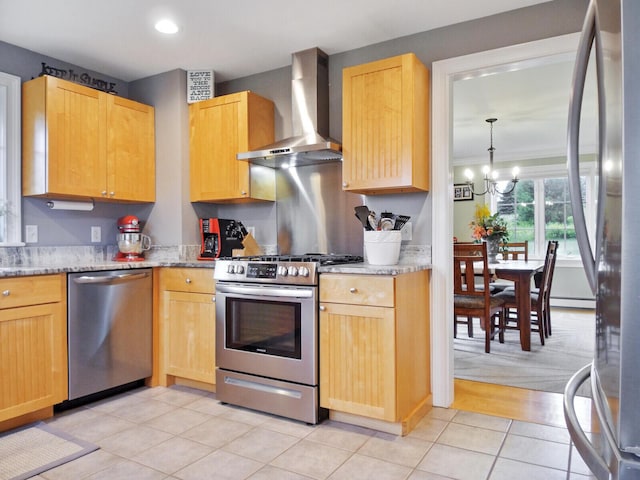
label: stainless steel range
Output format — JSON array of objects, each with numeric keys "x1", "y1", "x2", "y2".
[{"x1": 214, "y1": 254, "x2": 362, "y2": 424}]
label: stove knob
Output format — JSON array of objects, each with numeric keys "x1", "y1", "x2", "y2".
[
  {"x1": 235, "y1": 265, "x2": 245, "y2": 274},
  {"x1": 288, "y1": 266, "x2": 298, "y2": 277},
  {"x1": 298, "y1": 266, "x2": 310, "y2": 277},
  {"x1": 277, "y1": 266, "x2": 288, "y2": 276},
  {"x1": 227, "y1": 264, "x2": 235, "y2": 274}
]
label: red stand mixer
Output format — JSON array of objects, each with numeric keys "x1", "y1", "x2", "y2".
[{"x1": 114, "y1": 215, "x2": 151, "y2": 262}]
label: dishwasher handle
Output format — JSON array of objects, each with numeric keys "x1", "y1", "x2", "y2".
[{"x1": 72, "y1": 271, "x2": 151, "y2": 285}]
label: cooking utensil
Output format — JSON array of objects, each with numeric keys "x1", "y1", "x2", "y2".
[
  {"x1": 367, "y1": 212, "x2": 378, "y2": 231},
  {"x1": 355, "y1": 206, "x2": 373, "y2": 230},
  {"x1": 378, "y1": 217, "x2": 395, "y2": 231},
  {"x1": 393, "y1": 215, "x2": 411, "y2": 230}
]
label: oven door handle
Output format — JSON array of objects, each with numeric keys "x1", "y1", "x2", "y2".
[{"x1": 216, "y1": 284, "x2": 314, "y2": 298}]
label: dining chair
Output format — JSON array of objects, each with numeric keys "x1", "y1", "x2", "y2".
[
  {"x1": 491, "y1": 241, "x2": 529, "y2": 293},
  {"x1": 539, "y1": 240, "x2": 558, "y2": 337},
  {"x1": 494, "y1": 240, "x2": 558, "y2": 345},
  {"x1": 500, "y1": 241, "x2": 529, "y2": 261},
  {"x1": 453, "y1": 242, "x2": 506, "y2": 353}
]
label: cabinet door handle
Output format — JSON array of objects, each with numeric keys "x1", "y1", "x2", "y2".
[
  {"x1": 342, "y1": 182, "x2": 348, "y2": 188},
  {"x1": 319, "y1": 305, "x2": 326, "y2": 311},
  {"x1": 2, "y1": 289, "x2": 10, "y2": 296},
  {"x1": 349, "y1": 287, "x2": 358, "y2": 293},
  {"x1": 101, "y1": 191, "x2": 107, "y2": 196},
  {"x1": 185, "y1": 278, "x2": 192, "y2": 284},
  {"x1": 240, "y1": 190, "x2": 247, "y2": 196},
  {"x1": 212, "y1": 296, "x2": 216, "y2": 303},
  {"x1": 109, "y1": 191, "x2": 115, "y2": 197}
]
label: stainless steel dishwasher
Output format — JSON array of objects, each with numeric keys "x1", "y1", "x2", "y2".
[{"x1": 67, "y1": 269, "x2": 152, "y2": 401}]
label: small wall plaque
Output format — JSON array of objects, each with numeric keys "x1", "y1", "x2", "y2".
[{"x1": 187, "y1": 70, "x2": 214, "y2": 103}]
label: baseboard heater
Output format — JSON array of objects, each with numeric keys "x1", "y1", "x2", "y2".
[{"x1": 550, "y1": 297, "x2": 595, "y2": 309}]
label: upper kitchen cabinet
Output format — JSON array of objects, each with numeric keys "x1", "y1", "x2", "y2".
[
  {"x1": 342, "y1": 53, "x2": 430, "y2": 194},
  {"x1": 105, "y1": 95, "x2": 155, "y2": 202},
  {"x1": 22, "y1": 75, "x2": 155, "y2": 202},
  {"x1": 190, "y1": 91, "x2": 275, "y2": 203}
]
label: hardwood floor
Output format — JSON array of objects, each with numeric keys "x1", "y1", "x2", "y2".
[{"x1": 453, "y1": 378, "x2": 593, "y2": 430}]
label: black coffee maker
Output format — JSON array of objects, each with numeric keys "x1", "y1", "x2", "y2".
[{"x1": 198, "y1": 218, "x2": 246, "y2": 260}]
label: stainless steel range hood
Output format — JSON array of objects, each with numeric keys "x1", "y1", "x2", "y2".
[{"x1": 237, "y1": 47, "x2": 342, "y2": 168}]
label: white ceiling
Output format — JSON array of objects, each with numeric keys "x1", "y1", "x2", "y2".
[
  {"x1": 1, "y1": 0, "x2": 592, "y2": 164},
  {"x1": 0, "y1": 0, "x2": 550, "y2": 83}
]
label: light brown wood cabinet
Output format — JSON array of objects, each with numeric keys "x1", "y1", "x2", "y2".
[
  {"x1": 189, "y1": 91, "x2": 276, "y2": 203},
  {"x1": 342, "y1": 53, "x2": 430, "y2": 194},
  {"x1": 0, "y1": 274, "x2": 67, "y2": 424},
  {"x1": 22, "y1": 75, "x2": 155, "y2": 202},
  {"x1": 319, "y1": 270, "x2": 431, "y2": 434},
  {"x1": 158, "y1": 268, "x2": 217, "y2": 388}
]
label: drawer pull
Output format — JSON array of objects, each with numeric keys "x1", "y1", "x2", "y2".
[
  {"x1": 2, "y1": 290, "x2": 9, "y2": 296},
  {"x1": 349, "y1": 287, "x2": 358, "y2": 293},
  {"x1": 185, "y1": 278, "x2": 192, "y2": 284}
]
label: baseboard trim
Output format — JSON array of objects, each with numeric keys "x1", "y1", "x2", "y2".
[{"x1": 550, "y1": 298, "x2": 595, "y2": 309}]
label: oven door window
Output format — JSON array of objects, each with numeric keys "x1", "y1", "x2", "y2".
[{"x1": 225, "y1": 297, "x2": 301, "y2": 359}]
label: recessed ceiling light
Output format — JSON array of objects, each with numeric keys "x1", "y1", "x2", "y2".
[{"x1": 155, "y1": 19, "x2": 179, "y2": 34}]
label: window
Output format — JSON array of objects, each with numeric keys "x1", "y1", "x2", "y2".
[
  {"x1": 490, "y1": 163, "x2": 597, "y2": 259},
  {"x1": 0, "y1": 71, "x2": 22, "y2": 245}
]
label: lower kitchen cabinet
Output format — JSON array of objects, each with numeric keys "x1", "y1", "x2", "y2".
[
  {"x1": 0, "y1": 274, "x2": 67, "y2": 426},
  {"x1": 158, "y1": 268, "x2": 216, "y2": 389},
  {"x1": 319, "y1": 270, "x2": 431, "y2": 434}
]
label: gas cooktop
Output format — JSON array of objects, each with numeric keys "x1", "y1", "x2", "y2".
[
  {"x1": 223, "y1": 254, "x2": 363, "y2": 266},
  {"x1": 214, "y1": 254, "x2": 363, "y2": 285}
]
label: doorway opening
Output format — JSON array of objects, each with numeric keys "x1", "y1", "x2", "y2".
[{"x1": 430, "y1": 33, "x2": 583, "y2": 407}]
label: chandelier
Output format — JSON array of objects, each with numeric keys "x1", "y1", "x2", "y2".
[{"x1": 463, "y1": 118, "x2": 519, "y2": 196}]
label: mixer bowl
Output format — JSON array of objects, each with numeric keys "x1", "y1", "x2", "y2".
[{"x1": 117, "y1": 233, "x2": 151, "y2": 254}]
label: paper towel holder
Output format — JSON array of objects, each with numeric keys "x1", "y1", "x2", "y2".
[{"x1": 46, "y1": 199, "x2": 95, "y2": 211}]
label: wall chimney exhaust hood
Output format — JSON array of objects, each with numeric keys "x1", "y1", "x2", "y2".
[{"x1": 237, "y1": 47, "x2": 341, "y2": 168}]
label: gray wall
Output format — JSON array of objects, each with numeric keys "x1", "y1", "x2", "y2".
[
  {"x1": 216, "y1": 0, "x2": 588, "y2": 250},
  {"x1": 129, "y1": 70, "x2": 200, "y2": 246},
  {"x1": 0, "y1": 0, "x2": 588, "y2": 247}
]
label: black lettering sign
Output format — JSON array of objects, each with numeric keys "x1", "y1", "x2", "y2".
[{"x1": 37, "y1": 62, "x2": 118, "y2": 94}]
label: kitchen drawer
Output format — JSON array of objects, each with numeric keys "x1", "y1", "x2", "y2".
[
  {"x1": 161, "y1": 268, "x2": 215, "y2": 294},
  {"x1": 0, "y1": 274, "x2": 63, "y2": 309},
  {"x1": 320, "y1": 274, "x2": 395, "y2": 307}
]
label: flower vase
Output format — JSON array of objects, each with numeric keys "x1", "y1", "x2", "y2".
[{"x1": 484, "y1": 238, "x2": 500, "y2": 263}]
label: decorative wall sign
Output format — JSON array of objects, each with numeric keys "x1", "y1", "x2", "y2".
[
  {"x1": 453, "y1": 183, "x2": 474, "y2": 201},
  {"x1": 187, "y1": 70, "x2": 214, "y2": 103},
  {"x1": 37, "y1": 63, "x2": 118, "y2": 94}
]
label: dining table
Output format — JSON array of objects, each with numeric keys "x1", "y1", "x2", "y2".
[{"x1": 488, "y1": 259, "x2": 545, "y2": 351}]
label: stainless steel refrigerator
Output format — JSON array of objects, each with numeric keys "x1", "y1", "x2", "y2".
[{"x1": 564, "y1": 0, "x2": 640, "y2": 478}]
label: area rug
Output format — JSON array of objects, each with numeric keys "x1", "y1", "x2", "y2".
[
  {"x1": 454, "y1": 308, "x2": 595, "y2": 396},
  {"x1": 0, "y1": 422, "x2": 98, "y2": 480}
]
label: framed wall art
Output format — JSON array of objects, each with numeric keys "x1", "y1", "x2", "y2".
[{"x1": 453, "y1": 183, "x2": 474, "y2": 202}]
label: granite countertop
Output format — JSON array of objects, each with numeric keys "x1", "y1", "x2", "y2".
[
  {"x1": 0, "y1": 244, "x2": 431, "y2": 278},
  {"x1": 318, "y1": 262, "x2": 431, "y2": 275},
  {"x1": 0, "y1": 259, "x2": 216, "y2": 278},
  {"x1": 0, "y1": 260, "x2": 431, "y2": 278}
]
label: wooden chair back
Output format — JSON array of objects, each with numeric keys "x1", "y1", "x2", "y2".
[
  {"x1": 539, "y1": 240, "x2": 559, "y2": 334},
  {"x1": 501, "y1": 241, "x2": 528, "y2": 261},
  {"x1": 453, "y1": 242, "x2": 491, "y2": 297}
]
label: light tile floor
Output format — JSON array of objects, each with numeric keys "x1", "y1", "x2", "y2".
[{"x1": 33, "y1": 385, "x2": 596, "y2": 480}]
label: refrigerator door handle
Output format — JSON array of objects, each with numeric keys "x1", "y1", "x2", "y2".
[
  {"x1": 567, "y1": 0, "x2": 605, "y2": 295},
  {"x1": 564, "y1": 363, "x2": 610, "y2": 480}
]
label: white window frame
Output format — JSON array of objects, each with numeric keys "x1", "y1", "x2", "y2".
[
  {"x1": 0, "y1": 71, "x2": 22, "y2": 246},
  {"x1": 490, "y1": 162, "x2": 597, "y2": 261}
]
